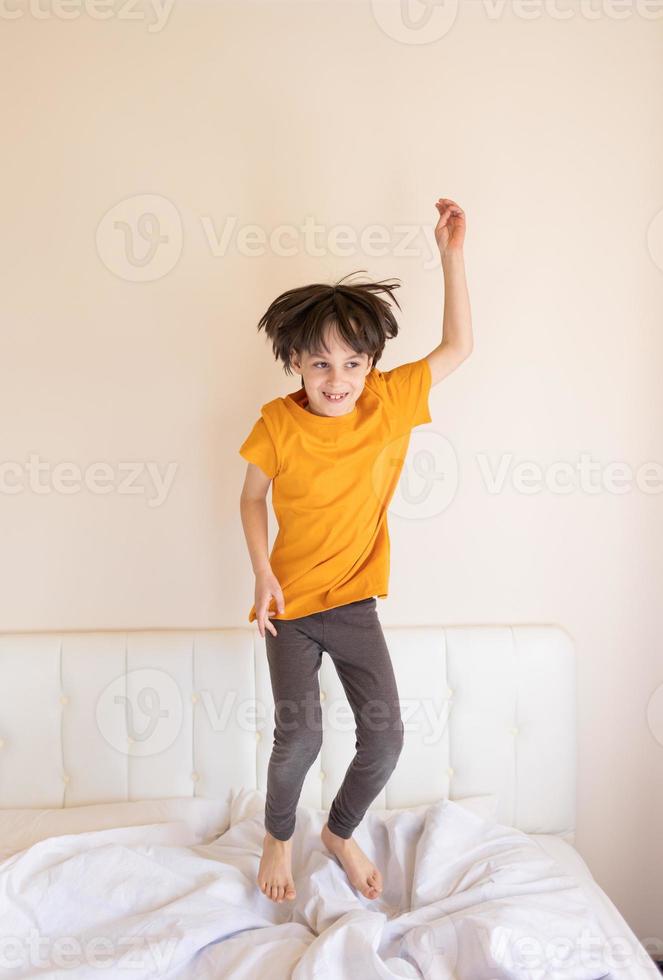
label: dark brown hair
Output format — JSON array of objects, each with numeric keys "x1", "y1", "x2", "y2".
[{"x1": 257, "y1": 270, "x2": 401, "y2": 387}]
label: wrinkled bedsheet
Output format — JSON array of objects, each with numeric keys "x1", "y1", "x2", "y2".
[{"x1": 0, "y1": 789, "x2": 654, "y2": 979}]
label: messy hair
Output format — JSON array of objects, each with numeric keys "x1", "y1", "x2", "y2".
[{"x1": 256, "y1": 270, "x2": 401, "y2": 387}]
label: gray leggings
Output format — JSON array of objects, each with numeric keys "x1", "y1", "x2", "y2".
[{"x1": 264, "y1": 596, "x2": 404, "y2": 841}]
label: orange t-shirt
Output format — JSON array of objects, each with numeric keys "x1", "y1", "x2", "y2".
[{"x1": 238, "y1": 356, "x2": 432, "y2": 622}]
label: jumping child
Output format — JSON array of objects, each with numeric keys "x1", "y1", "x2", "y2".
[{"x1": 239, "y1": 198, "x2": 472, "y2": 904}]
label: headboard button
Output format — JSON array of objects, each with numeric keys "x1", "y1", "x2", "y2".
[
  {"x1": 191, "y1": 771, "x2": 200, "y2": 782},
  {"x1": 255, "y1": 731, "x2": 261, "y2": 742},
  {"x1": 447, "y1": 767, "x2": 454, "y2": 777},
  {"x1": 320, "y1": 691, "x2": 327, "y2": 702},
  {"x1": 62, "y1": 774, "x2": 70, "y2": 784},
  {"x1": 0, "y1": 738, "x2": 5, "y2": 749},
  {"x1": 509, "y1": 726, "x2": 520, "y2": 736},
  {"x1": 191, "y1": 693, "x2": 198, "y2": 704},
  {"x1": 60, "y1": 695, "x2": 69, "y2": 705}
]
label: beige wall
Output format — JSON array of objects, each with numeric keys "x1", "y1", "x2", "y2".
[{"x1": 1, "y1": 0, "x2": 661, "y2": 947}]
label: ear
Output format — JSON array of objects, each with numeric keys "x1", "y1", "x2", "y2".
[{"x1": 289, "y1": 347, "x2": 302, "y2": 375}]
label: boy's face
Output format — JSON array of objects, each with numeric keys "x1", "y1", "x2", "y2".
[{"x1": 289, "y1": 329, "x2": 373, "y2": 418}]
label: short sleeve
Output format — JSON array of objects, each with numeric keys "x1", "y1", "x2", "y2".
[
  {"x1": 239, "y1": 417, "x2": 278, "y2": 479},
  {"x1": 379, "y1": 357, "x2": 432, "y2": 428}
]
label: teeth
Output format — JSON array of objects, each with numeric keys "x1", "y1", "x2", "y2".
[{"x1": 323, "y1": 392, "x2": 347, "y2": 401}]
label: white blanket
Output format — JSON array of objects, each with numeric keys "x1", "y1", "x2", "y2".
[{"x1": 0, "y1": 791, "x2": 646, "y2": 979}]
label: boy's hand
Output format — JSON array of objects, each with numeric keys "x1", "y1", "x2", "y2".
[
  {"x1": 254, "y1": 568, "x2": 286, "y2": 638},
  {"x1": 434, "y1": 197, "x2": 466, "y2": 256}
]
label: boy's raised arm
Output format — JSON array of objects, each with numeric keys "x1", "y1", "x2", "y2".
[{"x1": 425, "y1": 197, "x2": 473, "y2": 387}]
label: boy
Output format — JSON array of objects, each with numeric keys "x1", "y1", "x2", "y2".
[{"x1": 239, "y1": 199, "x2": 472, "y2": 904}]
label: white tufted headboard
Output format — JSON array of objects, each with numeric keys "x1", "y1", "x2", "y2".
[{"x1": 0, "y1": 625, "x2": 576, "y2": 843}]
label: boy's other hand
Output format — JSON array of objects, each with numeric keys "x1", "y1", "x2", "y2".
[
  {"x1": 255, "y1": 569, "x2": 285, "y2": 638},
  {"x1": 434, "y1": 197, "x2": 466, "y2": 256}
]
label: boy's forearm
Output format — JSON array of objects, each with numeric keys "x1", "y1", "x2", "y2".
[
  {"x1": 440, "y1": 249, "x2": 473, "y2": 354},
  {"x1": 239, "y1": 497, "x2": 272, "y2": 575}
]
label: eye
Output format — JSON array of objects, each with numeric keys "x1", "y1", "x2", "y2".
[{"x1": 313, "y1": 361, "x2": 360, "y2": 368}]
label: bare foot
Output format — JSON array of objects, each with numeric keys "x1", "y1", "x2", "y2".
[
  {"x1": 257, "y1": 832, "x2": 297, "y2": 903},
  {"x1": 321, "y1": 823, "x2": 383, "y2": 899}
]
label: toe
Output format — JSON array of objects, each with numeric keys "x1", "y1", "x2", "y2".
[
  {"x1": 285, "y1": 884, "x2": 296, "y2": 900},
  {"x1": 370, "y1": 869, "x2": 383, "y2": 892},
  {"x1": 366, "y1": 870, "x2": 382, "y2": 898}
]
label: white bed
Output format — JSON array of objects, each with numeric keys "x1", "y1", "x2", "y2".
[{"x1": 0, "y1": 624, "x2": 657, "y2": 978}]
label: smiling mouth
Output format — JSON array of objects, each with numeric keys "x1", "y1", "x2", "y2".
[{"x1": 323, "y1": 391, "x2": 348, "y2": 402}]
